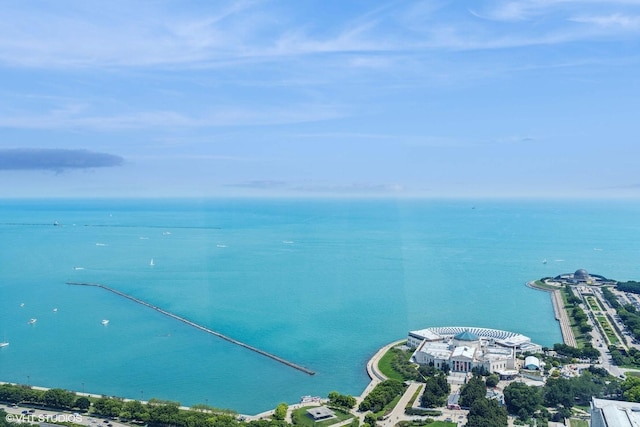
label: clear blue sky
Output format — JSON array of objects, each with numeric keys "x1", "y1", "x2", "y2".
[{"x1": 1, "y1": 0, "x2": 639, "y2": 198}]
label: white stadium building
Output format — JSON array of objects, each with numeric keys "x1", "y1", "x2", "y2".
[{"x1": 407, "y1": 326, "x2": 542, "y2": 375}]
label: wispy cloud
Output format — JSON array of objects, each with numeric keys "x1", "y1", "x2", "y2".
[
  {"x1": 2, "y1": 0, "x2": 639, "y2": 71},
  {"x1": 0, "y1": 148, "x2": 123, "y2": 171},
  {"x1": 0, "y1": 104, "x2": 345, "y2": 131},
  {"x1": 570, "y1": 13, "x2": 640, "y2": 29}
]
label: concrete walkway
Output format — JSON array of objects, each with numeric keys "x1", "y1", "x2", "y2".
[
  {"x1": 378, "y1": 382, "x2": 421, "y2": 427},
  {"x1": 551, "y1": 289, "x2": 577, "y2": 347}
]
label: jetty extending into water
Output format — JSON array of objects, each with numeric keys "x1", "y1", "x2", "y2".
[{"x1": 66, "y1": 281, "x2": 315, "y2": 376}]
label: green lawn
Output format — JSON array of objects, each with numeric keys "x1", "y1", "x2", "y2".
[
  {"x1": 291, "y1": 406, "x2": 354, "y2": 427},
  {"x1": 377, "y1": 348, "x2": 407, "y2": 381},
  {"x1": 596, "y1": 316, "x2": 619, "y2": 345},
  {"x1": 569, "y1": 419, "x2": 589, "y2": 427},
  {"x1": 586, "y1": 296, "x2": 602, "y2": 312}
]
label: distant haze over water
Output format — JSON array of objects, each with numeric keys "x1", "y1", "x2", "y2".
[{"x1": 1, "y1": 198, "x2": 639, "y2": 413}]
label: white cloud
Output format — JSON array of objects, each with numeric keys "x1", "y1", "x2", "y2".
[
  {"x1": 0, "y1": 104, "x2": 346, "y2": 131},
  {"x1": 570, "y1": 13, "x2": 640, "y2": 29}
]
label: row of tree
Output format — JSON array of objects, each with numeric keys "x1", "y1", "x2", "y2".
[
  {"x1": 552, "y1": 343, "x2": 600, "y2": 361},
  {"x1": 358, "y1": 379, "x2": 405, "y2": 413},
  {"x1": 0, "y1": 383, "x2": 300, "y2": 427},
  {"x1": 327, "y1": 391, "x2": 357, "y2": 410},
  {"x1": 0, "y1": 384, "x2": 89, "y2": 411},
  {"x1": 617, "y1": 281, "x2": 640, "y2": 294}
]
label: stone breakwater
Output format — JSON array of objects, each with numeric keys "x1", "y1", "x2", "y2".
[{"x1": 66, "y1": 281, "x2": 315, "y2": 376}]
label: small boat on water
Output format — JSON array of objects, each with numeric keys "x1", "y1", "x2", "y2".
[
  {"x1": 0, "y1": 342, "x2": 9, "y2": 348},
  {"x1": 28, "y1": 318, "x2": 37, "y2": 325},
  {"x1": 53, "y1": 308, "x2": 58, "y2": 312},
  {"x1": 101, "y1": 319, "x2": 109, "y2": 326},
  {"x1": 150, "y1": 258, "x2": 155, "y2": 267}
]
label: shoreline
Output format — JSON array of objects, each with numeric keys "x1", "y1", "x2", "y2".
[
  {"x1": 1, "y1": 339, "x2": 406, "y2": 419},
  {"x1": 1, "y1": 280, "x2": 570, "y2": 417},
  {"x1": 527, "y1": 280, "x2": 577, "y2": 347}
]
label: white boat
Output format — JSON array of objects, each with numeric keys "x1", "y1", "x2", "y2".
[
  {"x1": 0, "y1": 342, "x2": 8, "y2": 348},
  {"x1": 28, "y1": 318, "x2": 37, "y2": 324},
  {"x1": 150, "y1": 258, "x2": 155, "y2": 267},
  {"x1": 53, "y1": 308, "x2": 58, "y2": 312},
  {"x1": 101, "y1": 319, "x2": 109, "y2": 325},
  {"x1": 542, "y1": 259, "x2": 547, "y2": 264}
]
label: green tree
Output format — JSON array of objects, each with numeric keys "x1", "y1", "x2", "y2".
[
  {"x1": 358, "y1": 380, "x2": 405, "y2": 412},
  {"x1": 485, "y1": 374, "x2": 499, "y2": 388},
  {"x1": 420, "y1": 374, "x2": 450, "y2": 408},
  {"x1": 74, "y1": 396, "x2": 91, "y2": 411},
  {"x1": 466, "y1": 398, "x2": 508, "y2": 427},
  {"x1": 0, "y1": 384, "x2": 25, "y2": 404},
  {"x1": 42, "y1": 388, "x2": 76, "y2": 409},
  {"x1": 363, "y1": 413, "x2": 377, "y2": 427},
  {"x1": 503, "y1": 382, "x2": 542, "y2": 419},
  {"x1": 544, "y1": 377, "x2": 574, "y2": 408},
  {"x1": 622, "y1": 376, "x2": 640, "y2": 401},
  {"x1": 121, "y1": 400, "x2": 149, "y2": 422},
  {"x1": 328, "y1": 391, "x2": 357, "y2": 409},
  {"x1": 147, "y1": 400, "x2": 180, "y2": 426},
  {"x1": 273, "y1": 402, "x2": 287, "y2": 421},
  {"x1": 459, "y1": 376, "x2": 487, "y2": 408},
  {"x1": 94, "y1": 397, "x2": 124, "y2": 418},
  {"x1": 0, "y1": 408, "x2": 22, "y2": 427}
]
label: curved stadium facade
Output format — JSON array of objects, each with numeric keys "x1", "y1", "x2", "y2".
[{"x1": 407, "y1": 326, "x2": 542, "y2": 375}]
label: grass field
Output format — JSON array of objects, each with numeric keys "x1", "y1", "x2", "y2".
[
  {"x1": 291, "y1": 406, "x2": 354, "y2": 427},
  {"x1": 596, "y1": 316, "x2": 619, "y2": 345},
  {"x1": 569, "y1": 419, "x2": 589, "y2": 427},
  {"x1": 377, "y1": 348, "x2": 407, "y2": 381}
]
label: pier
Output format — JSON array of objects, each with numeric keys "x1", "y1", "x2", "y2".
[{"x1": 66, "y1": 281, "x2": 315, "y2": 376}]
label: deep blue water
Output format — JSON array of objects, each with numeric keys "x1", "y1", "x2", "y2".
[{"x1": 1, "y1": 198, "x2": 639, "y2": 413}]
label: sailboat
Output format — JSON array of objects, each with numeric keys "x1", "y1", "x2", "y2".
[{"x1": 150, "y1": 258, "x2": 155, "y2": 267}]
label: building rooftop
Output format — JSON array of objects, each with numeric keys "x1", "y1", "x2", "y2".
[
  {"x1": 591, "y1": 397, "x2": 640, "y2": 427},
  {"x1": 454, "y1": 330, "x2": 480, "y2": 341}
]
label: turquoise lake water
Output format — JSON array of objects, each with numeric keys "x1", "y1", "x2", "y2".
[{"x1": 1, "y1": 198, "x2": 639, "y2": 413}]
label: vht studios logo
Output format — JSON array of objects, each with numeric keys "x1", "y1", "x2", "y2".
[{"x1": 6, "y1": 413, "x2": 83, "y2": 423}]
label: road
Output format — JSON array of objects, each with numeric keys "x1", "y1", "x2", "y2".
[{"x1": 3, "y1": 405, "x2": 129, "y2": 427}]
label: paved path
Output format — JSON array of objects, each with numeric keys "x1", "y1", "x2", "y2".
[
  {"x1": 551, "y1": 289, "x2": 577, "y2": 347},
  {"x1": 378, "y1": 382, "x2": 421, "y2": 427}
]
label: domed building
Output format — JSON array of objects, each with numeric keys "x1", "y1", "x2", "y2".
[
  {"x1": 573, "y1": 269, "x2": 592, "y2": 283},
  {"x1": 552, "y1": 269, "x2": 615, "y2": 286},
  {"x1": 407, "y1": 326, "x2": 541, "y2": 375}
]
